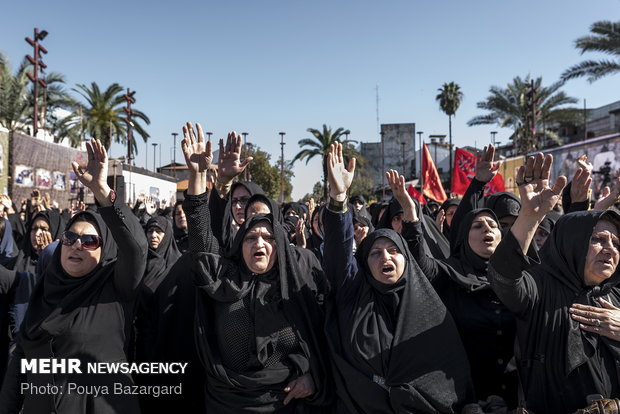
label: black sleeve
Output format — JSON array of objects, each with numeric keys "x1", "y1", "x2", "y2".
[
  {"x1": 450, "y1": 178, "x2": 487, "y2": 249},
  {"x1": 183, "y1": 191, "x2": 219, "y2": 255},
  {"x1": 322, "y1": 209, "x2": 359, "y2": 299},
  {"x1": 208, "y1": 190, "x2": 228, "y2": 248},
  {"x1": 488, "y1": 229, "x2": 540, "y2": 317},
  {"x1": 0, "y1": 265, "x2": 17, "y2": 296},
  {"x1": 0, "y1": 342, "x2": 25, "y2": 413},
  {"x1": 99, "y1": 202, "x2": 148, "y2": 301},
  {"x1": 401, "y1": 220, "x2": 449, "y2": 290}
]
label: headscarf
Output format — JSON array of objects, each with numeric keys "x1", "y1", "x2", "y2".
[
  {"x1": 534, "y1": 210, "x2": 620, "y2": 377},
  {"x1": 7, "y1": 213, "x2": 25, "y2": 248},
  {"x1": 191, "y1": 213, "x2": 332, "y2": 410},
  {"x1": 20, "y1": 210, "x2": 117, "y2": 340},
  {"x1": 244, "y1": 194, "x2": 283, "y2": 224},
  {"x1": 538, "y1": 210, "x2": 562, "y2": 234},
  {"x1": 484, "y1": 192, "x2": 521, "y2": 220},
  {"x1": 444, "y1": 208, "x2": 499, "y2": 292},
  {"x1": 328, "y1": 226, "x2": 472, "y2": 413},
  {"x1": 282, "y1": 201, "x2": 305, "y2": 219},
  {"x1": 0, "y1": 218, "x2": 17, "y2": 266},
  {"x1": 440, "y1": 198, "x2": 461, "y2": 239},
  {"x1": 144, "y1": 216, "x2": 181, "y2": 293},
  {"x1": 219, "y1": 181, "x2": 264, "y2": 253},
  {"x1": 350, "y1": 195, "x2": 373, "y2": 222},
  {"x1": 10, "y1": 210, "x2": 65, "y2": 274},
  {"x1": 172, "y1": 200, "x2": 189, "y2": 254}
]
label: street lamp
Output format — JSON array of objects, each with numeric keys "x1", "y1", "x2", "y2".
[
  {"x1": 491, "y1": 131, "x2": 498, "y2": 146},
  {"x1": 400, "y1": 141, "x2": 406, "y2": 178},
  {"x1": 171, "y1": 132, "x2": 178, "y2": 178},
  {"x1": 417, "y1": 131, "x2": 424, "y2": 191},
  {"x1": 152, "y1": 143, "x2": 158, "y2": 172},
  {"x1": 279, "y1": 132, "x2": 286, "y2": 203},
  {"x1": 206, "y1": 132, "x2": 213, "y2": 141}
]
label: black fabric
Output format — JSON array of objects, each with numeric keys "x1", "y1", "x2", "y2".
[
  {"x1": 489, "y1": 210, "x2": 620, "y2": 413},
  {"x1": 143, "y1": 216, "x2": 181, "y2": 293},
  {"x1": 0, "y1": 219, "x2": 16, "y2": 266},
  {"x1": 245, "y1": 194, "x2": 284, "y2": 224},
  {"x1": 9, "y1": 210, "x2": 65, "y2": 274},
  {"x1": 350, "y1": 195, "x2": 372, "y2": 222},
  {"x1": 7, "y1": 213, "x2": 25, "y2": 249},
  {"x1": 219, "y1": 181, "x2": 264, "y2": 254},
  {"x1": 440, "y1": 198, "x2": 461, "y2": 240},
  {"x1": 1, "y1": 205, "x2": 147, "y2": 414},
  {"x1": 323, "y1": 210, "x2": 472, "y2": 413},
  {"x1": 173, "y1": 200, "x2": 189, "y2": 254},
  {"x1": 190, "y1": 193, "x2": 331, "y2": 412},
  {"x1": 282, "y1": 202, "x2": 305, "y2": 218},
  {"x1": 538, "y1": 210, "x2": 562, "y2": 234},
  {"x1": 484, "y1": 192, "x2": 521, "y2": 219}
]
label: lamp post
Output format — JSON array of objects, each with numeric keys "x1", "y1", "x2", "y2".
[
  {"x1": 123, "y1": 89, "x2": 136, "y2": 164},
  {"x1": 417, "y1": 131, "x2": 424, "y2": 191},
  {"x1": 491, "y1": 131, "x2": 498, "y2": 146},
  {"x1": 171, "y1": 133, "x2": 178, "y2": 178},
  {"x1": 152, "y1": 143, "x2": 158, "y2": 172},
  {"x1": 279, "y1": 132, "x2": 286, "y2": 204},
  {"x1": 206, "y1": 132, "x2": 213, "y2": 141},
  {"x1": 400, "y1": 141, "x2": 406, "y2": 178},
  {"x1": 242, "y1": 132, "x2": 249, "y2": 181},
  {"x1": 381, "y1": 130, "x2": 386, "y2": 200}
]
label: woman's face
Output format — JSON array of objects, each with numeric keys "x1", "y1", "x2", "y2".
[
  {"x1": 30, "y1": 216, "x2": 51, "y2": 252},
  {"x1": 242, "y1": 221, "x2": 277, "y2": 274},
  {"x1": 231, "y1": 186, "x2": 251, "y2": 225},
  {"x1": 147, "y1": 227, "x2": 165, "y2": 249},
  {"x1": 246, "y1": 201, "x2": 271, "y2": 217},
  {"x1": 584, "y1": 220, "x2": 620, "y2": 286},
  {"x1": 174, "y1": 205, "x2": 186, "y2": 230},
  {"x1": 312, "y1": 211, "x2": 323, "y2": 237},
  {"x1": 391, "y1": 213, "x2": 403, "y2": 234},
  {"x1": 60, "y1": 221, "x2": 102, "y2": 278},
  {"x1": 445, "y1": 205, "x2": 458, "y2": 227},
  {"x1": 468, "y1": 213, "x2": 501, "y2": 258},
  {"x1": 367, "y1": 237, "x2": 406, "y2": 284},
  {"x1": 534, "y1": 226, "x2": 550, "y2": 249}
]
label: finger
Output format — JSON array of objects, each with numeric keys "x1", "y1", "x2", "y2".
[
  {"x1": 239, "y1": 157, "x2": 253, "y2": 170},
  {"x1": 205, "y1": 139, "x2": 212, "y2": 158},
  {"x1": 524, "y1": 156, "x2": 535, "y2": 178},
  {"x1": 532, "y1": 153, "x2": 544, "y2": 179},
  {"x1": 399, "y1": 174, "x2": 405, "y2": 189},
  {"x1": 579, "y1": 323, "x2": 601, "y2": 333},
  {"x1": 86, "y1": 141, "x2": 95, "y2": 162},
  {"x1": 516, "y1": 165, "x2": 525, "y2": 185},
  {"x1": 573, "y1": 168, "x2": 583, "y2": 183},
  {"x1": 196, "y1": 123, "x2": 204, "y2": 143},
  {"x1": 347, "y1": 157, "x2": 356, "y2": 175},
  {"x1": 233, "y1": 132, "x2": 242, "y2": 153},
  {"x1": 218, "y1": 139, "x2": 225, "y2": 162},
  {"x1": 541, "y1": 154, "x2": 552, "y2": 180},
  {"x1": 570, "y1": 312, "x2": 599, "y2": 325},
  {"x1": 600, "y1": 186, "x2": 611, "y2": 200},
  {"x1": 487, "y1": 145, "x2": 495, "y2": 162},
  {"x1": 337, "y1": 142, "x2": 343, "y2": 164},
  {"x1": 283, "y1": 382, "x2": 305, "y2": 405},
  {"x1": 551, "y1": 176, "x2": 567, "y2": 196},
  {"x1": 71, "y1": 162, "x2": 83, "y2": 178},
  {"x1": 570, "y1": 304, "x2": 603, "y2": 316},
  {"x1": 226, "y1": 133, "x2": 234, "y2": 153},
  {"x1": 599, "y1": 298, "x2": 619, "y2": 310},
  {"x1": 186, "y1": 122, "x2": 195, "y2": 145}
]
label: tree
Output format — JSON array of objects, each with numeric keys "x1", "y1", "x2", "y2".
[
  {"x1": 292, "y1": 124, "x2": 356, "y2": 200},
  {"x1": 562, "y1": 20, "x2": 620, "y2": 83},
  {"x1": 57, "y1": 82, "x2": 150, "y2": 155},
  {"x1": 436, "y1": 82, "x2": 463, "y2": 188},
  {"x1": 31, "y1": 71, "x2": 77, "y2": 143},
  {"x1": 244, "y1": 143, "x2": 293, "y2": 201},
  {"x1": 468, "y1": 75, "x2": 581, "y2": 154}
]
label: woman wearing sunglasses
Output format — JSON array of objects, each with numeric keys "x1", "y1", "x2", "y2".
[{"x1": 0, "y1": 139, "x2": 147, "y2": 414}]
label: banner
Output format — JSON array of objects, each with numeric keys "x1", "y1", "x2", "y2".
[
  {"x1": 407, "y1": 184, "x2": 426, "y2": 204},
  {"x1": 422, "y1": 143, "x2": 447, "y2": 202},
  {"x1": 451, "y1": 147, "x2": 505, "y2": 196}
]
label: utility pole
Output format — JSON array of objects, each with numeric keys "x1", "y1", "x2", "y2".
[
  {"x1": 381, "y1": 130, "x2": 385, "y2": 200},
  {"x1": 25, "y1": 28, "x2": 48, "y2": 137},
  {"x1": 401, "y1": 141, "x2": 406, "y2": 178},
  {"x1": 123, "y1": 89, "x2": 136, "y2": 164},
  {"x1": 171, "y1": 132, "x2": 178, "y2": 178},
  {"x1": 279, "y1": 132, "x2": 286, "y2": 203},
  {"x1": 152, "y1": 143, "x2": 158, "y2": 172}
]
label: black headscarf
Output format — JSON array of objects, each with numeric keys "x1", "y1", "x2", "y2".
[
  {"x1": 191, "y1": 213, "x2": 332, "y2": 411},
  {"x1": 144, "y1": 217, "x2": 181, "y2": 293},
  {"x1": 328, "y1": 227, "x2": 472, "y2": 413},
  {"x1": 484, "y1": 192, "x2": 521, "y2": 220},
  {"x1": 7, "y1": 213, "x2": 25, "y2": 249},
  {"x1": 172, "y1": 200, "x2": 189, "y2": 254},
  {"x1": 440, "y1": 198, "x2": 461, "y2": 239},
  {"x1": 10, "y1": 210, "x2": 65, "y2": 274},
  {"x1": 538, "y1": 210, "x2": 562, "y2": 234},
  {"x1": 20, "y1": 210, "x2": 116, "y2": 341},
  {"x1": 444, "y1": 208, "x2": 499, "y2": 292},
  {"x1": 220, "y1": 181, "x2": 264, "y2": 253},
  {"x1": 350, "y1": 195, "x2": 373, "y2": 222},
  {"x1": 0, "y1": 218, "x2": 16, "y2": 266},
  {"x1": 535, "y1": 210, "x2": 620, "y2": 377},
  {"x1": 282, "y1": 202, "x2": 305, "y2": 219},
  {"x1": 244, "y1": 194, "x2": 283, "y2": 224}
]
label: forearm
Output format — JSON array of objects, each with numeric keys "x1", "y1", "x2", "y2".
[
  {"x1": 402, "y1": 221, "x2": 443, "y2": 284},
  {"x1": 510, "y1": 214, "x2": 541, "y2": 254},
  {"x1": 183, "y1": 191, "x2": 219, "y2": 254},
  {"x1": 187, "y1": 171, "x2": 206, "y2": 196},
  {"x1": 323, "y1": 209, "x2": 358, "y2": 292},
  {"x1": 99, "y1": 202, "x2": 147, "y2": 299}
]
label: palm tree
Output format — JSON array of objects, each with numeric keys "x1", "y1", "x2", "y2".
[
  {"x1": 292, "y1": 125, "x2": 356, "y2": 200},
  {"x1": 468, "y1": 75, "x2": 581, "y2": 154},
  {"x1": 436, "y1": 82, "x2": 463, "y2": 187},
  {"x1": 562, "y1": 20, "x2": 620, "y2": 83},
  {"x1": 58, "y1": 82, "x2": 150, "y2": 157}
]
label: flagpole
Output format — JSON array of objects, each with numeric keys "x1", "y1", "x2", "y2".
[{"x1": 419, "y1": 136, "x2": 424, "y2": 194}]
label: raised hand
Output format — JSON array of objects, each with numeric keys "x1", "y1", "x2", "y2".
[
  {"x1": 570, "y1": 167, "x2": 592, "y2": 203},
  {"x1": 436, "y1": 209, "x2": 446, "y2": 232},
  {"x1": 386, "y1": 169, "x2": 418, "y2": 222},
  {"x1": 327, "y1": 142, "x2": 355, "y2": 201},
  {"x1": 594, "y1": 176, "x2": 620, "y2": 210},
  {"x1": 217, "y1": 132, "x2": 252, "y2": 184},
  {"x1": 181, "y1": 122, "x2": 212, "y2": 173},
  {"x1": 475, "y1": 144, "x2": 502, "y2": 183},
  {"x1": 295, "y1": 218, "x2": 307, "y2": 248},
  {"x1": 72, "y1": 139, "x2": 112, "y2": 205},
  {"x1": 516, "y1": 153, "x2": 566, "y2": 221}
]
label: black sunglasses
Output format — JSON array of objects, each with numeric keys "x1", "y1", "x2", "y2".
[{"x1": 61, "y1": 231, "x2": 102, "y2": 250}]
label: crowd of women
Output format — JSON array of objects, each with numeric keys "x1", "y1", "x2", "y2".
[{"x1": 0, "y1": 121, "x2": 619, "y2": 413}]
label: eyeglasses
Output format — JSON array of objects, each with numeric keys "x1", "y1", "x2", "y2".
[
  {"x1": 232, "y1": 197, "x2": 250, "y2": 207},
  {"x1": 61, "y1": 231, "x2": 102, "y2": 250}
]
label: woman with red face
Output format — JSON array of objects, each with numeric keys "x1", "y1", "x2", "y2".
[
  {"x1": 489, "y1": 153, "x2": 620, "y2": 413},
  {"x1": 177, "y1": 123, "x2": 331, "y2": 413},
  {"x1": 0, "y1": 139, "x2": 147, "y2": 414}
]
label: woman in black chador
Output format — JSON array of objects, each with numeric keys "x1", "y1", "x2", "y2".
[
  {"x1": 323, "y1": 143, "x2": 472, "y2": 414},
  {"x1": 179, "y1": 123, "x2": 331, "y2": 413},
  {"x1": 0, "y1": 139, "x2": 147, "y2": 414},
  {"x1": 489, "y1": 153, "x2": 620, "y2": 413}
]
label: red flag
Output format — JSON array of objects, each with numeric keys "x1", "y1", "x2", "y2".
[
  {"x1": 451, "y1": 147, "x2": 506, "y2": 195},
  {"x1": 407, "y1": 184, "x2": 426, "y2": 204},
  {"x1": 422, "y1": 143, "x2": 447, "y2": 203}
]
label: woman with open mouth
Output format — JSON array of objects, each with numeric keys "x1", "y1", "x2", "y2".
[
  {"x1": 323, "y1": 142, "x2": 472, "y2": 413},
  {"x1": 176, "y1": 122, "x2": 331, "y2": 413}
]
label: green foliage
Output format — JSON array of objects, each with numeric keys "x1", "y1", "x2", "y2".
[
  {"x1": 299, "y1": 182, "x2": 325, "y2": 203},
  {"x1": 562, "y1": 20, "x2": 620, "y2": 83},
  {"x1": 468, "y1": 75, "x2": 580, "y2": 154},
  {"x1": 244, "y1": 143, "x2": 293, "y2": 201},
  {"x1": 0, "y1": 54, "x2": 33, "y2": 135},
  {"x1": 436, "y1": 82, "x2": 463, "y2": 117}
]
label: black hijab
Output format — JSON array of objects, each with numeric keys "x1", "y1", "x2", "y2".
[
  {"x1": 440, "y1": 198, "x2": 461, "y2": 239},
  {"x1": 328, "y1": 228, "x2": 472, "y2": 413},
  {"x1": 7, "y1": 213, "x2": 25, "y2": 249},
  {"x1": 444, "y1": 208, "x2": 499, "y2": 292},
  {"x1": 20, "y1": 210, "x2": 117, "y2": 341},
  {"x1": 172, "y1": 200, "x2": 189, "y2": 254},
  {"x1": 484, "y1": 192, "x2": 521, "y2": 220},
  {"x1": 11, "y1": 210, "x2": 65, "y2": 274},
  {"x1": 191, "y1": 213, "x2": 332, "y2": 410},
  {"x1": 220, "y1": 181, "x2": 264, "y2": 253},
  {"x1": 535, "y1": 210, "x2": 620, "y2": 377},
  {"x1": 144, "y1": 217, "x2": 181, "y2": 293},
  {"x1": 244, "y1": 194, "x2": 283, "y2": 224},
  {"x1": 0, "y1": 218, "x2": 16, "y2": 266}
]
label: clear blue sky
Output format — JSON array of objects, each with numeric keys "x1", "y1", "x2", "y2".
[{"x1": 2, "y1": 0, "x2": 619, "y2": 199}]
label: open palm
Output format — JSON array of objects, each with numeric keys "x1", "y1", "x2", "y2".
[
  {"x1": 218, "y1": 132, "x2": 252, "y2": 182},
  {"x1": 327, "y1": 142, "x2": 355, "y2": 199},
  {"x1": 182, "y1": 122, "x2": 212, "y2": 173},
  {"x1": 517, "y1": 153, "x2": 566, "y2": 219},
  {"x1": 71, "y1": 139, "x2": 108, "y2": 191}
]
